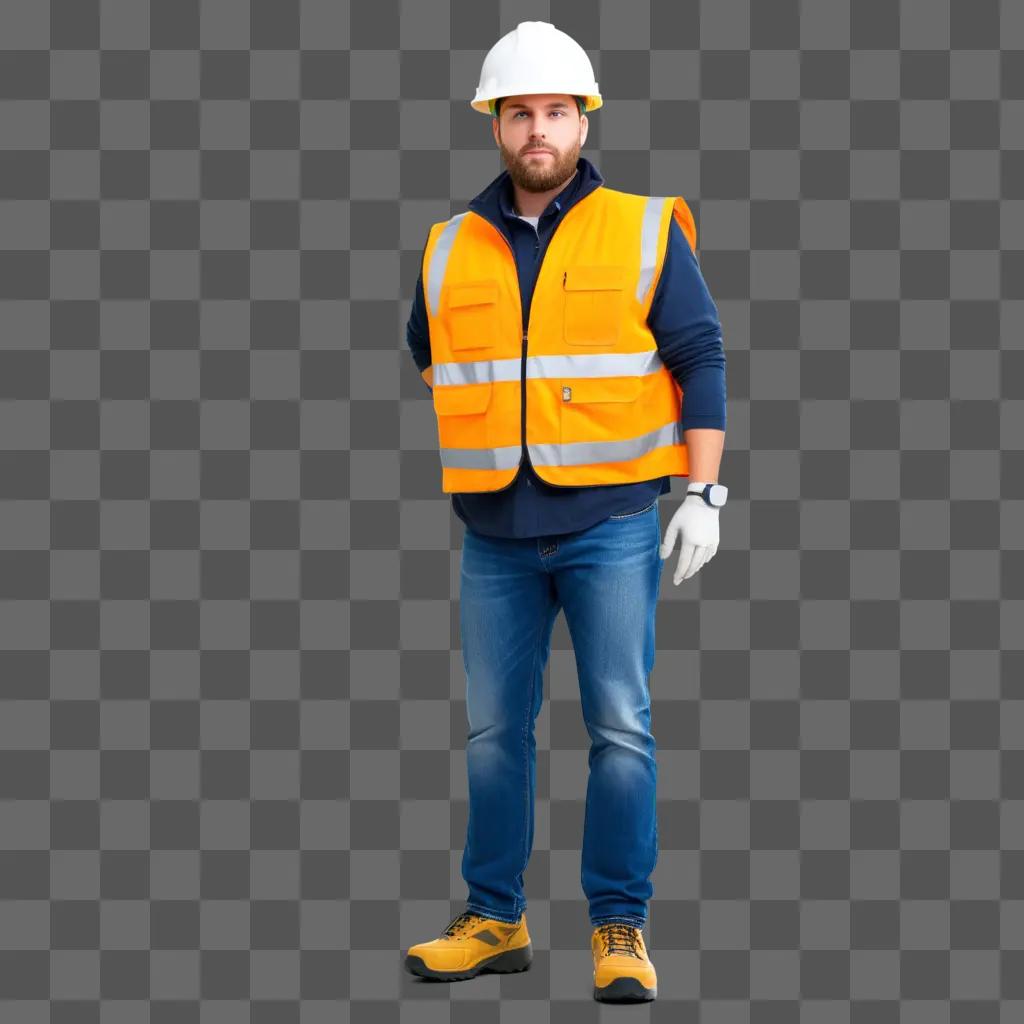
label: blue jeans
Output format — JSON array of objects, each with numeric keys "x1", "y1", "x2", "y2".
[{"x1": 458, "y1": 497, "x2": 663, "y2": 928}]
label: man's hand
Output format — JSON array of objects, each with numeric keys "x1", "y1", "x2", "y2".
[{"x1": 659, "y1": 497, "x2": 720, "y2": 584}]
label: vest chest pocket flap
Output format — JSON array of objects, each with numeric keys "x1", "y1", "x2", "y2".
[
  {"x1": 563, "y1": 265, "x2": 626, "y2": 346},
  {"x1": 432, "y1": 380, "x2": 493, "y2": 416},
  {"x1": 445, "y1": 279, "x2": 500, "y2": 351}
]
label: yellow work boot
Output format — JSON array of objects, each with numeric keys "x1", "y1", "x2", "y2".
[
  {"x1": 404, "y1": 909, "x2": 532, "y2": 981},
  {"x1": 591, "y1": 922, "x2": 657, "y2": 1002}
]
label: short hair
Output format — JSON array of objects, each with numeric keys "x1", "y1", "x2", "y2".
[{"x1": 492, "y1": 96, "x2": 586, "y2": 118}]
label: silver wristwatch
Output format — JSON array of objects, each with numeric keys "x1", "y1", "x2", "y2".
[{"x1": 686, "y1": 481, "x2": 728, "y2": 508}]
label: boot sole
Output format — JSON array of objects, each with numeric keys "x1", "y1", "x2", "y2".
[
  {"x1": 405, "y1": 941, "x2": 533, "y2": 981},
  {"x1": 594, "y1": 975, "x2": 657, "y2": 1002}
]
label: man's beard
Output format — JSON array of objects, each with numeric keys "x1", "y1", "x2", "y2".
[{"x1": 498, "y1": 132, "x2": 581, "y2": 193}]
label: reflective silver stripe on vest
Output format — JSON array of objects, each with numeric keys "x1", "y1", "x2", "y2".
[
  {"x1": 526, "y1": 350, "x2": 665, "y2": 381},
  {"x1": 426, "y1": 212, "x2": 468, "y2": 317},
  {"x1": 433, "y1": 355, "x2": 521, "y2": 386},
  {"x1": 439, "y1": 441, "x2": 523, "y2": 470},
  {"x1": 433, "y1": 349, "x2": 666, "y2": 387},
  {"x1": 636, "y1": 196, "x2": 669, "y2": 304},
  {"x1": 440, "y1": 419, "x2": 682, "y2": 471},
  {"x1": 529, "y1": 419, "x2": 683, "y2": 468}
]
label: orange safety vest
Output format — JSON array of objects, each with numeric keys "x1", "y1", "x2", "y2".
[{"x1": 421, "y1": 185, "x2": 697, "y2": 494}]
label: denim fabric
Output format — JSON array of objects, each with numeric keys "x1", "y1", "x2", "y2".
[{"x1": 458, "y1": 498, "x2": 662, "y2": 928}]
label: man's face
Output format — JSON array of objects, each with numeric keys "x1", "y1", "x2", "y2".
[{"x1": 492, "y1": 94, "x2": 588, "y2": 193}]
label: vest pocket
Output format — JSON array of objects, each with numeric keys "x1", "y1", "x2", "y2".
[
  {"x1": 446, "y1": 279, "x2": 500, "y2": 351},
  {"x1": 559, "y1": 375, "x2": 643, "y2": 446},
  {"x1": 563, "y1": 265, "x2": 626, "y2": 346},
  {"x1": 432, "y1": 381, "x2": 493, "y2": 416},
  {"x1": 562, "y1": 375, "x2": 643, "y2": 405}
]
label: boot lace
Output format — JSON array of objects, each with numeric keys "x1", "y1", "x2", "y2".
[
  {"x1": 442, "y1": 910, "x2": 487, "y2": 939},
  {"x1": 597, "y1": 922, "x2": 643, "y2": 958}
]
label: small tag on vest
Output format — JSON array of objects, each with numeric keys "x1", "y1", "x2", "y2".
[{"x1": 562, "y1": 386, "x2": 572, "y2": 402}]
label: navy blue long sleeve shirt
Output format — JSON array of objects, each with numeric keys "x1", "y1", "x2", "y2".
[{"x1": 405, "y1": 155, "x2": 726, "y2": 539}]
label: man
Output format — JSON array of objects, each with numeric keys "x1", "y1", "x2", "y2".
[{"x1": 402, "y1": 21, "x2": 727, "y2": 1003}]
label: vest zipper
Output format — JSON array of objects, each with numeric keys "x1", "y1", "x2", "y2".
[
  {"x1": 521, "y1": 329, "x2": 528, "y2": 472},
  {"x1": 488, "y1": 226, "x2": 530, "y2": 488},
  {"x1": 472, "y1": 206, "x2": 586, "y2": 490}
]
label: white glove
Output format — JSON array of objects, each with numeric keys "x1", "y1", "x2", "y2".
[{"x1": 659, "y1": 496, "x2": 720, "y2": 585}]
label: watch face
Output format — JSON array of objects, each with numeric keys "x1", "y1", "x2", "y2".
[{"x1": 709, "y1": 483, "x2": 728, "y2": 506}]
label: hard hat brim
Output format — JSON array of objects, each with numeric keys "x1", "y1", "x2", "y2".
[{"x1": 472, "y1": 94, "x2": 603, "y2": 115}]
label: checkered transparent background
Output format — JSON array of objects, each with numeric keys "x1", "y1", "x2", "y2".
[{"x1": 1, "y1": 0, "x2": 1024, "y2": 1020}]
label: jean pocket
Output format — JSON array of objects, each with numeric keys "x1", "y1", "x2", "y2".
[{"x1": 608, "y1": 498, "x2": 658, "y2": 520}]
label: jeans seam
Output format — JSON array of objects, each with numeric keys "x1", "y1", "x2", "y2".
[{"x1": 520, "y1": 619, "x2": 542, "y2": 920}]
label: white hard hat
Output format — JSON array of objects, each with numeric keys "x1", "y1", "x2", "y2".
[{"x1": 471, "y1": 21, "x2": 602, "y2": 116}]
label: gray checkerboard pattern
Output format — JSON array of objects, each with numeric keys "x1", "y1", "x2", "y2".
[{"x1": 1, "y1": 0, "x2": 1022, "y2": 1019}]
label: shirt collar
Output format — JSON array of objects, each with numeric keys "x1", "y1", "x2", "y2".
[
  {"x1": 498, "y1": 161, "x2": 584, "y2": 224},
  {"x1": 466, "y1": 155, "x2": 605, "y2": 235}
]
